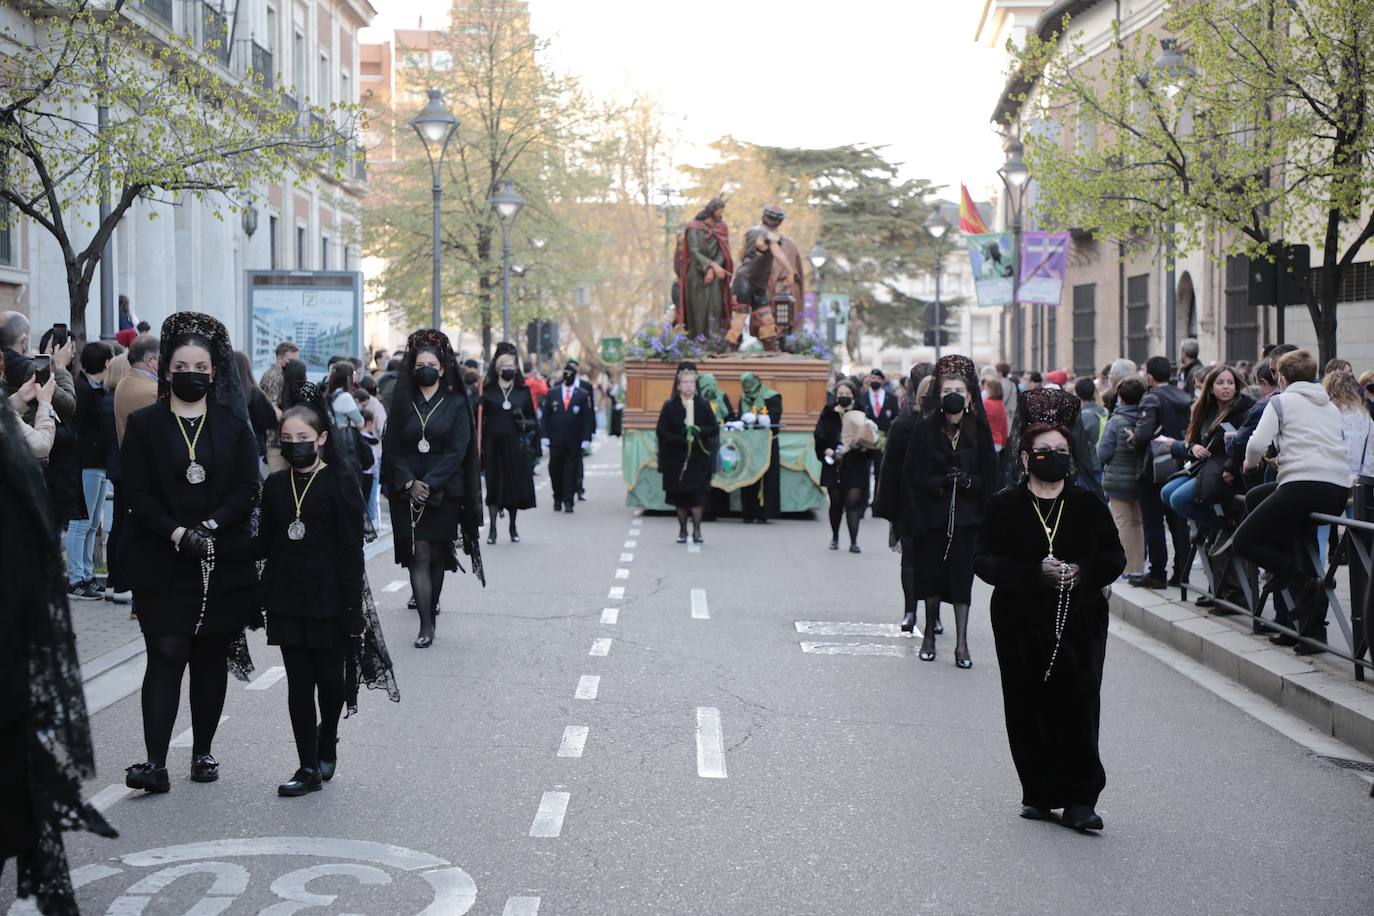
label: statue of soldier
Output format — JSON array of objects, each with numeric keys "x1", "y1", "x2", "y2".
[
  {"x1": 674, "y1": 197, "x2": 735, "y2": 339},
  {"x1": 729, "y1": 204, "x2": 805, "y2": 351}
]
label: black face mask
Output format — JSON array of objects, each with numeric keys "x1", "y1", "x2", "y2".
[
  {"x1": 835, "y1": 395, "x2": 854, "y2": 408},
  {"x1": 500, "y1": 367, "x2": 517, "y2": 382},
  {"x1": 941, "y1": 392, "x2": 966, "y2": 415},
  {"x1": 563, "y1": 371, "x2": 576, "y2": 385},
  {"x1": 1027, "y1": 449, "x2": 1073, "y2": 483},
  {"x1": 170, "y1": 371, "x2": 211, "y2": 402},
  {"x1": 869, "y1": 381, "x2": 883, "y2": 391},
  {"x1": 281, "y1": 441, "x2": 319, "y2": 470},
  {"x1": 413, "y1": 365, "x2": 440, "y2": 387}
]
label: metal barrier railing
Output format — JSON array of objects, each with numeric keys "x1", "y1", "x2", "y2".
[{"x1": 1179, "y1": 475, "x2": 1373, "y2": 682}]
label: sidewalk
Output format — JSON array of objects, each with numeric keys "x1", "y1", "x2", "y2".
[
  {"x1": 1110, "y1": 581, "x2": 1374, "y2": 759},
  {"x1": 71, "y1": 594, "x2": 142, "y2": 673}
]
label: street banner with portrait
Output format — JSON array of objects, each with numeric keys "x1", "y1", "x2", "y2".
[
  {"x1": 965, "y1": 231, "x2": 1016, "y2": 307},
  {"x1": 1017, "y1": 231, "x2": 1071, "y2": 306}
]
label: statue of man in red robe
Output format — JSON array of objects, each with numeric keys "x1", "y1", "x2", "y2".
[{"x1": 674, "y1": 197, "x2": 735, "y2": 340}]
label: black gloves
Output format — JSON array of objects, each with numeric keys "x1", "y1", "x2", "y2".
[{"x1": 178, "y1": 526, "x2": 213, "y2": 559}]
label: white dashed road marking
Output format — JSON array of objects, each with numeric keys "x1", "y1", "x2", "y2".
[
  {"x1": 620, "y1": 553, "x2": 634, "y2": 562},
  {"x1": 800, "y1": 642, "x2": 910, "y2": 657},
  {"x1": 86, "y1": 784, "x2": 134, "y2": 813},
  {"x1": 557, "y1": 726, "x2": 589, "y2": 758},
  {"x1": 529, "y1": 791, "x2": 571, "y2": 837},
  {"x1": 615, "y1": 568, "x2": 630, "y2": 579},
  {"x1": 170, "y1": 716, "x2": 227, "y2": 748},
  {"x1": 600, "y1": 607, "x2": 619, "y2": 625},
  {"x1": 608, "y1": 586, "x2": 625, "y2": 600},
  {"x1": 383, "y1": 579, "x2": 407, "y2": 592},
  {"x1": 696, "y1": 707, "x2": 728, "y2": 779},
  {"x1": 246, "y1": 666, "x2": 286, "y2": 690},
  {"x1": 624, "y1": 540, "x2": 637, "y2": 549},
  {"x1": 688, "y1": 542, "x2": 701, "y2": 554},
  {"x1": 589, "y1": 638, "x2": 612, "y2": 656},
  {"x1": 690, "y1": 588, "x2": 710, "y2": 620},
  {"x1": 795, "y1": 621, "x2": 910, "y2": 638},
  {"x1": 504, "y1": 897, "x2": 541, "y2": 916},
  {"x1": 575, "y1": 675, "x2": 600, "y2": 700}
]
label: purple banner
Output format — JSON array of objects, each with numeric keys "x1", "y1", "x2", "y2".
[{"x1": 1018, "y1": 231, "x2": 1071, "y2": 306}]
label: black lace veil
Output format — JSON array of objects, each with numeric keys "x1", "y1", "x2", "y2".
[
  {"x1": 285, "y1": 382, "x2": 400, "y2": 713},
  {"x1": 1001, "y1": 386, "x2": 1106, "y2": 500},
  {"x1": 381, "y1": 328, "x2": 485, "y2": 586},
  {"x1": 0, "y1": 406, "x2": 117, "y2": 916}
]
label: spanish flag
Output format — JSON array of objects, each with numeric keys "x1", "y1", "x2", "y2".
[{"x1": 959, "y1": 184, "x2": 989, "y2": 234}]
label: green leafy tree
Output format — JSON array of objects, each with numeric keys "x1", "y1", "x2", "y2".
[
  {"x1": 1014, "y1": 0, "x2": 1374, "y2": 364},
  {"x1": 683, "y1": 141, "x2": 947, "y2": 360},
  {"x1": 0, "y1": 0, "x2": 355, "y2": 339}
]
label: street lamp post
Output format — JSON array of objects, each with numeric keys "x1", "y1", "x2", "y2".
[
  {"x1": 998, "y1": 140, "x2": 1031, "y2": 368},
  {"x1": 659, "y1": 187, "x2": 681, "y2": 314},
  {"x1": 530, "y1": 236, "x2": 546, "y2": 370},
  {"x1": 410, "y1": 89, "x2": 460, "y2": 330},
  {"x1": 490, "y1": 178, "x2": 526, "y2": 346},
  {"x1": 808, "y1": 242, "x2": 830, "y2": 345},
  {"x1": 923, "y1": 210, "x2": 950, "y2": 360}
]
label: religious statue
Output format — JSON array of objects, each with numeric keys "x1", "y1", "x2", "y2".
[
  {"x1": 729, "y1": 204, "x2": 805, "y2": 351},
  {"x1": 674, "y1": 197, "x2": 735, "y2": 339}
]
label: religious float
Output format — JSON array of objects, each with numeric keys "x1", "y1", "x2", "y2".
[{"x1": 618, "y1": 322, "x2": 832, "y2": 513}]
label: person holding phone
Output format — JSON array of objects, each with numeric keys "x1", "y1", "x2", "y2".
[
  {"x1": 2, "y1": 351, "x2": 57, "y2": 459},
  {"x1": 1156, "y1": 365, "x2": 1253, "y2": 541}
]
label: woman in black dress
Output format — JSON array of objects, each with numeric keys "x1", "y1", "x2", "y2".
[
  {"x1": 903, "y1": 354, "x2": 998, "y2": 668},
  {"x1": 0, "y1": 405, "x2": 116, "y2": 916},
  {"x1": 480, "y1": 342, "x2": 537, "y2": 544},
  {"x1": 815, "y1": 377, "x2": 873, "y2": 553},
  {"x1": 974, "y1": 387, "x2": 1125, "y2": 831},
  {"x1": 234, "y1": 349, "x2": 279, "y2": 470},
  {"x1": 120, "y1": 313, "x2": 260, "y2": 792},
  {"x1": 381, "y1": 328, "x2": 484, "y2": 648},
  {"x1": 874, "y1": 362, "x2": 934, "y2": 631},
  {"x1": 656, "y1": 364, "x2": 719, "y2": 544}
]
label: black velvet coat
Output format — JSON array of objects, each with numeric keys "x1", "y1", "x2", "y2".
[
  {"x1": 973, "y1": 484, "x2": 1126, "y2": 809},
  {"x1": 656, "y1": 395, "x2": 719, "y2": 503}
]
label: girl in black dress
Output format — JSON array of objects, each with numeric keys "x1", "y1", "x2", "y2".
[
  {"x1": 381, "y1": 329, "x2": 484, "y2": 648},
  {"x1": 903, "y1": 354, "x2": 998, "y2": 668},
  {"x1": 656, "y1": 365, "x2": 719, "y2": 544},
  {"x1": 875, "y1": 363, "x2": 933, "y2": 632},
  {"x1": 974, "y1": 387, "x2": 1125, "y2": 831},
  {"x1": 121, "y1": 313, "x2": 260, "y2": 792},
  {"x1": 480, "y1": 342, "x2": 537, "y2": 544},
  {"x1": 815, "y1": 378, "x2": 873, "y2": 553}
]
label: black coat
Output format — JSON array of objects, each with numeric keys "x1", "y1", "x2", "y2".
[
  {"x1": 814, "y1": 407, "x2": 872, "y2": 492},
  {"x1": 865, "y1": 388, "x2": 899, "y2": 434},
  {"x1": 656, "y1": 396, "x2": 719, "y2": 497},
  {"x1": 43, "y1": 410, "x2": 85, "y2": 524},
  {"x1": 120, "y1": 400, "x2": 261, "y2": 599},
  {"x1": 542, "y1": 384, "x2": 595, "y2": 448},
  {"x1": 874, "y1": 411, "x2": 917, "y2": 533},
  {"x1": 974, "y1": 484, "x2": 1126, "y2": 810},
  {"x1": 385, "y1": 391, "x2": 473, "y2": 503},
  {"x1": 902, "y1": 415, "x2": 998, "y2": 531},
  {"x1": 72, "y1": 372, "x2": 107, "y2": 470},
  {"x1": 480, "y1": 384, "x2": 538, "y2": 509}
]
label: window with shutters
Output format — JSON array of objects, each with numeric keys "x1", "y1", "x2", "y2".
[
  {"x1": 1126, "y1": 274, "x2": 1150, "y2": 363},
  {"x1": 1046, "y1": 306, "x2": 1058, "y2": 370},
  {"x1": 1072, "y1": 283, "x2": 1096, "y2": 375},
  {"x1": 1224, "y1": 254, "x2": 1259, "y2": 363}
]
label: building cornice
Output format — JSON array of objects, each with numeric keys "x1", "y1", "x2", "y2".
[{"x1": 990, "y1": 0, "x2": 1100, "y2": 129}]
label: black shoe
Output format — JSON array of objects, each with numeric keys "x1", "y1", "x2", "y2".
[
  {"x1": 1167, "y1": 570, "x2": 1186, "y2": 587},
  {"x1": 828, "y1": 538, "x2": 839, "y2": 550},
  {"x1": 1268, "y1": 633, "x2": 1299, "y2": 647},
  {"x1": 277, "y1": 767, "x2": 323, "y2": 797},
  {"x1": 1195, "y1": 595, "x2": 1215, "y2": 608},
  {"x1": 510, "y1": 527, "x2": 520, "y2": 543},
  {"x1": 487, "y1": 530, "x2": 497, "y2": 545},
  {"x1": 743, "y1": 517, "x2": 756, "y2": 525},
  {"x1": 553, "y1": 502, "x2": 563, "y2": 512},
  {"x1": 1294, "y1": 640, "x2": 1327, "y2": 656},
  {"x1": 1063, "y1": 805, "x2": 1104, "y2": 832},
  {"x1": 318, "y1": 736, "x2": 338, "y2": 782},
  {"x1": 577, "y1": 492, "x2": 587, "y2": 502},
  {"x1": 849, "y1": 544, "x2": 861, "y2": 554},
  {"x1": 1132, "y1": 575, "x2": 1168, "y2": 589},
  {"x1": 933, "y1": 618, "x2": 944, "y2": 636},
  {"x1": 901, "y1": 611, "x2": 917, "y2": 633},
  {"x1": 190, "y1": 754, "x2": 219, "y2": 783},
  {"x1": 414, "y1": 634, "x2": 433, "y2": 649},
  {"x1": 955, "y1": 650, "x2": 973, "y2": 669},
  {"x1": 919, "y1": 637, "x2": 936, "y2": 662},
  {"x1": 125, "y1": 762, "x2": 170, "y2": 793},
  {"x1": 564, "y1": 502, "x2": 575, "y2": 514},
  {"x1": 693, "y1": 532, "x2": 704, "y2": 545},
  {"x1": 1020, "y1": 804, "x2": 1054, "y2": 822},
  {"x1": 407, "y1": 595, "x2": 418, "y2": 610},
  {"x1": 677, "y1": 532, "x2": 688, "y2": 544}
]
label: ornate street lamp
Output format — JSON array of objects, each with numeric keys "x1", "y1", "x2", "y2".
[
  {"x1": 490, "y1": 178, "x2": 526, "y2": 347},
  {"x1": 924, "y1": 209, "x2": 951, "y2": 360},
  {"x1": 410, "y1": 89, "x2": 459, "y2": 330},
  {"x1": 998, "y1": 139, "x2": 1031, "y2": 367}
]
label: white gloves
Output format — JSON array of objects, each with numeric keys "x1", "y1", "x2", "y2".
[
  {"x1": 541, "y1": 438, "x2": 550, "y2": 448},
  {"x1": 741, "y1": 412, "x2": 757, "y2": 426},
  {"x1": 724, "y1": 420, "x2": 745, "y2": 432},
  {"x1": 756, "y1": 414, "x2": 771, "y2": 428}
]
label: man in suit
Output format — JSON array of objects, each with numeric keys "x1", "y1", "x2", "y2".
[
  {"x1": 541, "y1": 361, "x2": 595, "y2": 512},
  {"x1": 567, "y1": 358, "x2": 596, "y2": 501},
  {"x1": 863, "y1": 368, "x2": 898, "y2": 503}
]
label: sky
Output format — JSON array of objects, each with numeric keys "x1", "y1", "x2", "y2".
[{"x1": 365, "y1": 1, "x2": 1011, "y2": 204}]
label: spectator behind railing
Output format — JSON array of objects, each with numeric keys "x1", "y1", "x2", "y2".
[
  {"x1": 1129, "y1": 356, "x2": 1192, "y2": 589},
  {"x1": 1358, "y1": 369, "x2": 1374, "y2": 419},
  {"x1": 1233, "y1": 349, "x2": 1353, "y2": 653},
  {"x1": 1157, "y1": 365, "x2": 1254, "y2": 538},
  {"x1": 1227, "y1": 346, "x2": 1296, "y2": 489},
  {"x1": 1316, "y1": 369, "x2": 1374, "y2": 568},
  {"x1": 1100, "y1": 378, "x2": 1148, "y2": 577}
]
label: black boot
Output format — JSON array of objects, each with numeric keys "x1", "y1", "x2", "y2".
[
  {"x1": 125, "y1": 762, "x2": 170, "y2": 793},
  {"x1": 190, "y1": 753, "x2": 219, "y2": 783},
  {"x1": 278, "y1": 767, "x2": 323, "y2": 797},
  {"x1": 318, "y1": 732, "x2": 338, "y2": 782},
  {"x1": 900, "y1": 610, "x2": 917, "y2": 633}
]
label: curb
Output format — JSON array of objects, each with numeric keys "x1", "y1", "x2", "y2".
[{"x1": 1110, "y1": 583, "x2": 1374, "y2": 758}]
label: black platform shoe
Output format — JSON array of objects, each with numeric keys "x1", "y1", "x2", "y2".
[
  {"x1": 901, "y1": 611, "x2": 917, "y2": 633},
  {"x1": 318, "y1": 736, "x2": 338, "y2": 782},
  {"x1": 1019, "y1": 804, "x2": 1054, "y2": 822},
  {"x1": 190, "y1": 754, "x2": 219, "y2": 783},
  {"x1": 1062, "y1": 804, "x2": 1104, "y2": 832},
  {"x1": 125, "y1": 762, "x2": 170, "y2": 793},
  {"x1": 278, "y1": 767, "x2": 323, "y2": 797}
]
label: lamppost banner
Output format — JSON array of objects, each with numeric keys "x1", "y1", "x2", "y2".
[
  {"x1": 964, "y1": 231, "x2": 1016, "y2": 306},
  {"x1": 1017, "y1": 231, "x2": 1071, "y2": 306}
]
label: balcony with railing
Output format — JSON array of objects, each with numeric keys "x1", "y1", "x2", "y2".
[
  {"x1": 250, "y1": 42, "x2": 273, "y2": 92},
  {"x1": 141, "y1": 0, "x2": 173, "y2": 26},
  {"x1": 201, "y1": 3, "x2": 229, "y2": 66}
]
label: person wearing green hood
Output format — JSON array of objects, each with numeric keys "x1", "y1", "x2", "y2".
[
  {"x1": 697, "y1": 373, "x2": 734, "y2": 424},
  {"x1": 738, "y1": 371, "x2": 782, "y2": 522}
]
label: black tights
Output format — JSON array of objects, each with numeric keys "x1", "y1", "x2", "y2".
[
  {"x1": 409, "y1": 540, "x2": 448, "y2": 639},
  {"x1": 827, "y1": 486, "x2": 865, "y2": 545},
  {"x1": 676, "y1": 504, "x2": 704, "y2": 536},
  {"x1": 280, "y1": 645, "x2": 346, "y2": 770},
  {"x1": 488, "y1": 507, "x2": 519, "y2": 537},
  {"x1": 140, "y1": 632, "x2": 232, "y2": 767}
]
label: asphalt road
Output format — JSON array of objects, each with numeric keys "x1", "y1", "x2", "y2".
[{"x1": 5, "y1": 442, "x2": 1374, "y2": 915}]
